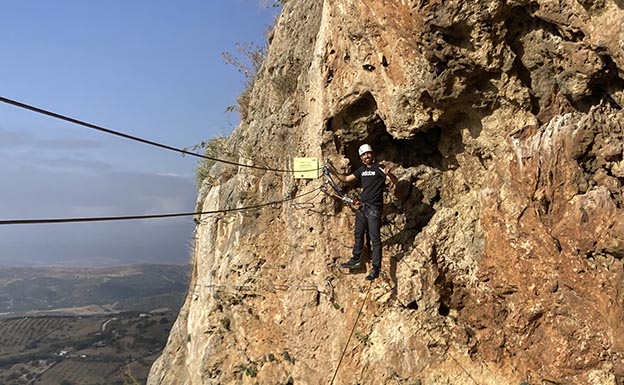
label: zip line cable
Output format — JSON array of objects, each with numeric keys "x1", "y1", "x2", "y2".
[
  {"x1": 0, "y1": 187, "x2": 322, "y2": 226},
  {"x1": 0, "y1": 96, "x2": 321, "y2": 173}
]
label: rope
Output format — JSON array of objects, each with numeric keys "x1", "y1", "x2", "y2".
[
  {"x1": 329, "y1": 281, "x2": 372, "y2": 385},
  {"x1": 0, "y1": 186, "x2": 322, "y2": 225},
  {"x1": 0, "y1": 96, "x2": 321, "y2": 173},
  {"x1": 290, "y1": 188, "x2": 322, "y2": 209}
]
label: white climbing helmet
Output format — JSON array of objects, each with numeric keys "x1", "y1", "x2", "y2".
[{"x1": 358, "y1": 144, "x2": 373, "y2": 156}]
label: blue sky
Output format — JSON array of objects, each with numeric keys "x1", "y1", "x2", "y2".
[{"x1": 0, "y1": 1, "x2": 280, "y2": 266}]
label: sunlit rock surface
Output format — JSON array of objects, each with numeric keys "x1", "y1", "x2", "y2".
[{"x1": 149, "y1": 1, "x2": 624, "y2": 384}]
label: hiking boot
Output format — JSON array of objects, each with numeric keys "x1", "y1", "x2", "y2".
[
  {"x1": 340, "y1": 257, "x2": 361, "y2": 269},
  {"x1": 365, "y1": 269, "x2": 379, "y2": 281}
]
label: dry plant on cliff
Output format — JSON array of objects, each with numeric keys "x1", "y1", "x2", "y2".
[
  {"x1": 191, "y1": 136, "x2": 231, "y2": 186},
  {"x1": 222, "y1": 42, "x2": 267, "y2": 120}
]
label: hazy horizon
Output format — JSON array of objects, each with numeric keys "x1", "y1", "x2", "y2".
[{"x1": 1, "y1": 2, "x2": 280, "y2": 267}]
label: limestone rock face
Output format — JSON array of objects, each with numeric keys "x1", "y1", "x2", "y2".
[{"x1": 148, "y1": 1, "x2": 624, "y2": 384}]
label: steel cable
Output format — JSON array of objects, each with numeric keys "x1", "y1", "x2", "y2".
[
  {"x1": 0, "y1": 96, "x2": 321, "y2": 173},
  {"x1": 0, "y1": 186, "x2": 322, "y2": 225}
]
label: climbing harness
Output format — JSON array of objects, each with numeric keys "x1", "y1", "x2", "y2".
[{"x1": 321, "y1": 160, "x2": 359, "y2": 206}]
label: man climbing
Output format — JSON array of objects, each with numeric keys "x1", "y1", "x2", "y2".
[{"x1": 327, "y1": 144, "x2": 398, "y2": 281}]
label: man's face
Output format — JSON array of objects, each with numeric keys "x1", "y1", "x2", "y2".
[{"x1": 360, "y1": 151, "x2": 374, "y2": 166}]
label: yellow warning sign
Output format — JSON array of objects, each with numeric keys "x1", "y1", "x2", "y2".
[{"x1": 293, "y1": 157, "x2": 319, "y2": 179}]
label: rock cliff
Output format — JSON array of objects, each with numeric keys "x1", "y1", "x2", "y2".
[{"x1": 148, "y1": 1, "x2": 624, "y2": 384}]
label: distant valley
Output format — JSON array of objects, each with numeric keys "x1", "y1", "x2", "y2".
[
  {"x1": 0, "y1": 264, "x2": 190, "y2": 317},
  {"x1": 0, "y1": 264, "x2": 190, "y2": 385}
]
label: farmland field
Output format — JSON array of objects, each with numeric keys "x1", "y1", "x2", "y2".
[
  {"x1": 0, "y1": 317, "x2": 65, "y2": 350},
  {"x1": 0, "y1": 264, "x2": 190, "y2": 317},
  {"x1": 34, "y1": 360, "x2": 122, "y2": 385},
  {"x1": 0, "y1": 311, "x2": 176, "y2": 385},
  {"x1": 0, "y1": 264, "x2": 188, "y2": 385}
]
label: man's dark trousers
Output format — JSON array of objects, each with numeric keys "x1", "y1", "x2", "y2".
[{"x1": 352, "y1": 203, "x2": 382, "y2": 270}]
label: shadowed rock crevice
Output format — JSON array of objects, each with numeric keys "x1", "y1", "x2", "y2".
[
  {"x1": 325, "y1": 92, "x2": 380, "y2": 161},
  {"x1": 431, "y1": 246, "x2": 465, "y2": 318},
  {"x1": 578, "y1": 0, "x2": 624, "y2": 11},
  {"x1": 431, "y1": 20, "x2": 474, "y2": 51},
  {"x1": 326, "y1": 93, "x2": 444, "y2": 247},
  {"x1": 575, "y1": 54, "x2": 624, "y2": 111},
  {"x1": 502, "y1": 3, "x2": 624, "y2": 120},
  {"x1": 503, "y1": 6, "x2": 564, "y2": 115},
  {"x1": 504, "y1": 3, "x2": 585, "y2": 43},
  {"x1": 326, "y1": 92, "x2": 444, "y2": 171}
]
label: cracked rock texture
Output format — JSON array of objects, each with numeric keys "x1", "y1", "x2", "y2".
[{"x1": 148, "y1": 1, "x2": 624, "y2": 384}]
